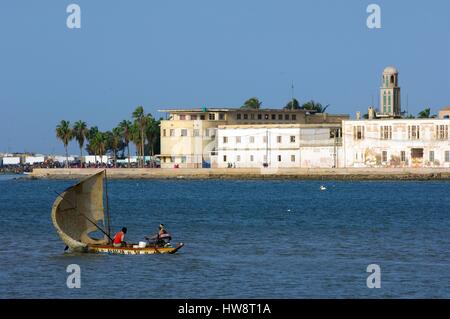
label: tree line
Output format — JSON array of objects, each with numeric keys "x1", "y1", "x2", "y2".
[
  {"x1": 56, "y1": 106, "x2": 161, "y2": 168},
  {"x1": 241, "y1": 97, "x2": 330, "y2": 113}
]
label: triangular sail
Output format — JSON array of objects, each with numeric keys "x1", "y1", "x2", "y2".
[{"x1": 51, "y1": 171, "x2": 109, "y2": 251}]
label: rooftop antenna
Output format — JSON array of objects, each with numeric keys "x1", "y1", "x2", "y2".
[
  {"x1": 406, "y1": 93, "x2": 409, "y2": 116},
  {"x1": 291, "y1": 81, "x2": 295, "y2": 109}
]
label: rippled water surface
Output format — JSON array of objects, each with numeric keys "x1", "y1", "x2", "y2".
[{"x1": 1, "y1": 176, "x2": 450, "y2": 298}]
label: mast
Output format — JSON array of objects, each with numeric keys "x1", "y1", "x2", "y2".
[{"x1": 104, "y1": 169, "x2": 112, "y2": 242}]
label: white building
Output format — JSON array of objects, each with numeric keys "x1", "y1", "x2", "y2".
[
  {"x1": 1, "y1": 157, "x2": 21, "y2": 165},
  {"x1": 217, "y1": 124, "x2": 343, "y2": 168},
  {"x1": 25, "y1": 156, "x2": 45, "y2": 165},
  {"x1": 342, "y1": 118, "x2": 450, "y2": 168}
]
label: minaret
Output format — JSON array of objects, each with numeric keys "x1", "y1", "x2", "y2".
[{"x1": 380, "y1": 66, "x2": 401, "y2": 117}]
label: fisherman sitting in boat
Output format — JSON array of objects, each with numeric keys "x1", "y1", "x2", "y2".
[
  {"x1": 145, "y1": 224, "x2": 172, "y2": 247},
  {"x1": 112, "y1": 227, "x2": 127, "y2": 247}
]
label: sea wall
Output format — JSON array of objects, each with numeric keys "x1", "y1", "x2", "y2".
[{"x1": 29, "y1": 167, "x2": 450, "y2": 180}]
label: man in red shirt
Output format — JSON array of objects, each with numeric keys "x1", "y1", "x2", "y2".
[{"x1": 113, "y1": 227, "x2": 127, "y2": 247}]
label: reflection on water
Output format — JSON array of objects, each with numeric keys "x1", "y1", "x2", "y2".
[{"x1": 1, "y1": 178, "x2": 450, "y2": 298}]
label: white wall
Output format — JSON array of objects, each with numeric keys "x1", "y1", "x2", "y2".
[
  {"x1": 2, "y1": 157, "x2": 21, "y2": 165},
  {"x1": 83, "y1": 155, "x2": 109, "y2": 164},
  {"x1": 25, "y1": 156, "x2": 45, "y2": 164},
  {"x1": 218, "y1": 125, "x2": 340, "y2": 168}
]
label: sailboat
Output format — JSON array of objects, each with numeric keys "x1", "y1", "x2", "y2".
[{"x1": 51, "y1": 170, "x2": 184, "y2": 255}]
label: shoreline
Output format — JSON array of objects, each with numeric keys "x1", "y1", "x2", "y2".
[{"x1": 28, "y1": 168, "x2": 450, "y2": 181}]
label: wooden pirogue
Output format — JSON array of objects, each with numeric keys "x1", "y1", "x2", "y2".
[{"x1": 51, "y1": 170, "x2": 184, "y2": 255}]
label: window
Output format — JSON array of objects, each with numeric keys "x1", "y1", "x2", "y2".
[
  {"x1": 264, "y1": 114, "x2": 269, "y2": 120},
  {"x1": 290, "y1": 136, "x2": 296, "y2": 143},
  {"x1": 258, "y1": 114, "x2": 262, "y2": 120},
  {"x1": 408, "y1": 125, "x2": 420, "y2": 140},
  {"x1": 223, "y1": 155, "x2": 227, "y2": 162},
  {"x1": 237, "y1": 113, "x2": 242, "y2": 120},
  {"x1": 445, "y1": 151, "x2": 450, "y2": 162},
  {"x1": 250, "y1": 136, "x2": 255, "y2": 143},
  {"x1": 236, "y1": 136, "x2": 241, "y2": 143},
  {"x1": 285, "y1": 114, "x2": 289, "y2": 120},
  {"x1": 163, "y1": 129, "x2": 166, "y2": 137},
  {"x1": 236, "y1": 155, "x2": 241, "y2": 162},
  {"x1": 429, "y1": 151, "x2": 435, "y2": 162},
  {"x1": 278, "y1": 114, "x2": 283, "y2": 120},
  {"x1": 219, "y1": 113, "x2": 225, "y2": 120},
  {"x1": 436, "y1": 125, "x2": 449, "y2": 140},
  {"x1": 243, "y1": 114, "x2": 248, "y2": 120},
  {"x1": 210, "y1": 129, "x2": 216, "y2": 138},
  {"x1": 278, "y1": 155, "x2": 282, "y2": 162},
  {"x1": 181, "y1": 156, "x2": 186, "y2": 164},
  {"x1": 250, "y1": 155, "x2": 254, "y2": 162},
  {"x1": 205, "y1": 129, "x2": 209, "y2": 137},
  {"x1": 380, "y1": 126, "x2": 392, "y2": 140},
  {"x1": 291, "y1": 155, "x2": 295, "y2": 162},
  {"x1": 191, "y1": 115, "x2": 197, "y2": 120},
  {"x1": 353, "y1": 126, "x2": 365, "y2": 140},
  {"x1": 223, "y1": 136, "x2": 228, "y2": 144},
  {"x1": 193, "y1": 129, "x2": 200, "y2": 137},
  {"x1": 401, "y1": 151, "x2": 406, "y2": 162},
  {"x1": 292, "y1": 114, "x2": 297, "y2": 121},
  {"x1": 208, "y1": 113, "x2": 216, "y2": 121},
  {"x1": 200, "y1": 115, "x2": 205, "y2": 120},
  {"x1": 250, "y1": 113, "x2": 255, "y2": 120},
  {"x1": 170, "y1": 129, "x2": 175, "y2": 137},
  {"x1": 181, "y1": 129, "x2": 188, "y2": 137},
  {"x1": 330, "y1": 128, "x2": 342, "y2": 138},
  {"x1": 179, "y1": 115, "x2": 186, "y2": 120},
  {"x1": 277, "y1": 136, "x2": 282, "y2": 143},
  {"x1": 382, "y1": 151, "x2": 388, "y2": 162},
  {"x1": 271, "y1": 114, "x2": 276, "y2": 120}
]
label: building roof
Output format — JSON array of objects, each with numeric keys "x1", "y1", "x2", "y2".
[
  {"x1": 440, "y1": 106, "x2": 450, "y2": 111},
  {"x1": 219, "y1": 123, "x2": 341, "y2": 129},
  {"x1": 158, "y1": 107, "x2": 311, "y2": 113}
]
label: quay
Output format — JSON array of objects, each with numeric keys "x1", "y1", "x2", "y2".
[{"x1": 29, "y1": 168, "x2": 450, "y2": 180}]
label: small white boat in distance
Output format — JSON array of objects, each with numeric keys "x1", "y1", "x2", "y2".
[{"x1": 320, "y1": 185, "x2": 327, "y2": 191}]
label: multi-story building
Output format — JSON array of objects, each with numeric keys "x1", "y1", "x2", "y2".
[
  {"x1": 342, "y1": 118, "x2": 450, "y2": 168},
  {"x1": 158, "y1": 107, "x2": 348, "y2": 168},
  {"x1": 217, "y1": 124, "x2": 343, "y2": 168}
]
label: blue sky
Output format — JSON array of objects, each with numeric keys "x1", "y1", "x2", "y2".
[{"x1": 0, "y1": 0, "x2": 449, "y2": 154}]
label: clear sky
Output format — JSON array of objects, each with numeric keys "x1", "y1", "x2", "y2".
[{"x1": 0, "y1": 0, "x2": 449, "y2": 154}]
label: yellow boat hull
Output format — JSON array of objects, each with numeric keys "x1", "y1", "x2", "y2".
[{"x1": 87, "y1": 243, "x2": 184, "y2": 255}]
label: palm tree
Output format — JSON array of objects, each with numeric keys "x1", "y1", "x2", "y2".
[
  {"x1": 56, "y1": 120, "x2": 73, "y2": 168},
  {"x1": 118, "y1": 120, "x2": 132, "y2": 167},
  {"x1": 302, "y1": 100, "x2": 330, "y2": 113},
  {"x1": 130, "y1": 122, "x2": 143, "y2": 166},
  {"x1": 72, "y1": 120, "x2": 88, "y2": 157},
  {"x1": 110, "y1": 127, "x2": 122, "y2": 168},
  {"x1": 132, "y1": 106, "x2": 149, "y2": 167},
  {"x1": 86, "y1": 126, "x2": 99, "y2": 163},
  {"x1": 418, "y1": 107, "x2": 435, "y2": 118},
  {"x1": 145, "y1": 116, "x2": 160, "y2": 157},
  {"x1": 241, "y1": 97, "x2": 262, "y2": 109},
  {"x1": 284, "y1": 98, "x2": 301, "y2": 110}
]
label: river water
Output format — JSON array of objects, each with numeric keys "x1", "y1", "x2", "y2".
[{"x1": 0, "y1": 175, "x2": 449, "y2": 298}]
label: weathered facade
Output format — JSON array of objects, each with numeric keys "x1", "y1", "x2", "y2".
[{"x1": 342, "y1": 119, "x2": 450, "y2": 168}]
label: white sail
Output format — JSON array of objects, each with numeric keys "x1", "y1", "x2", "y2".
[{"x1": 51, "y1": 171, "x2": 109, "y2": 251}]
